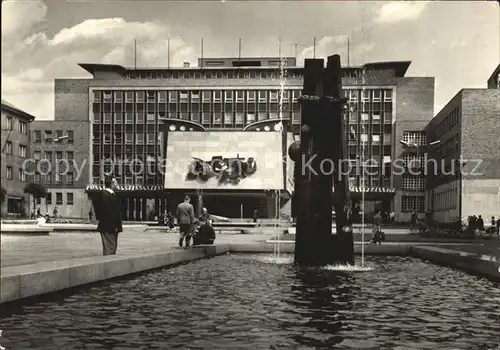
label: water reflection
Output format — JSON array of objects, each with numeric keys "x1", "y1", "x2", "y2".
[
  {"x1": 0, "y1": 255, "x2": 499, "y2": 349},
  {"x1": 285, "y1": 268, "x2": 356, "y2": 348}
]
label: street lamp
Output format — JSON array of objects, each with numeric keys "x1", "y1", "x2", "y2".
[{"x1": 45, "y1": 135, "x2": 69, "y2": 143}]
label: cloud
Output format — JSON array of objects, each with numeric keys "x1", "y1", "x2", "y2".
[
  {"x1": 375, "y1": 1, "x2": 429, "y2": 23},
  {"x1": 298, "y1": 36, "x2": 375, "y2": 66},
  {"x1": 1, "y1": 1, "x2": 196, "y2": 120}
]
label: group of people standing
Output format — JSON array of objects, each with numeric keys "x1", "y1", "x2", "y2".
[
  {"x1": 467, "y1": 215, "x2": 500, "y2": 234},
  {"x1": 94, "y1": 176, "x2": 216, "y2": 256}
]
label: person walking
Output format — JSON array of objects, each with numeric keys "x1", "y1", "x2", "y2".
[
  {"x1": 176, "y1": 195, "x2": 195, "y2": 248},
  {"x1": 96, "y1": 176, "x2": 123, "y2": 255}
]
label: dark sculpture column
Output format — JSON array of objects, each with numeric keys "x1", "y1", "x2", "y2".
[{"x1": 290, "y1": 54, "x2": 354, "y2": 266}]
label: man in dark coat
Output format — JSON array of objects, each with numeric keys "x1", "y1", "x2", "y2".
[
  {"x1": 176, "y1": 195, "x2": 195, "y2": 247},
  {"x1": 96, "y1": 176, "x2": 123, "y2": 255}
]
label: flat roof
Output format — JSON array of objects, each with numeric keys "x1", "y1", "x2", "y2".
[
  {"x1": 78, "y1": 60, "x2": 412, "y2": 78},
  {"x1": 1, "y1": 99, "x2": 36, "y2": 121}
]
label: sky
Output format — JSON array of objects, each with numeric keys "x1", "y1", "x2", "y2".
[{"x1": 1, "y1": 0, "x2": 499, "y2": 120}]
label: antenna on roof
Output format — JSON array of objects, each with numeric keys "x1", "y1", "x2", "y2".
[
  {"x1": 134, "y1": 39, "x2": 137, "y2": 70},
  {"x1": 238, "y1": 37, "x2": 242, "y2": 62},
  {"x1": 347, "y1": 37, "x2": 350, "y2": 67},
  {"x1": 200, "y1": 38, "x2": 204, "y2": 69},
  {"x1": 167, "y1": 39, "x2": 171, "y2": 69}
]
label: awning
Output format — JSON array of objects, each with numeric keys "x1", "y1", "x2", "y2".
[
  {"x1": 349, "y1": 187, "x2": 395, "y2": 193},
  {"x1": 85, "y1": 184, "x2": 164, "y2": 192}
]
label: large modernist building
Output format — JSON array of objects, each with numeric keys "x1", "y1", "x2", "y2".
[
  {"x1": 39, "y1": 56, "x2": 434, "y2": 221},
  {"x1": 1, "y1": 100, "x2": 36, "y2": 216},
  {"x1": 425, "y1": 65, "x2": 500, "y2": 223}
]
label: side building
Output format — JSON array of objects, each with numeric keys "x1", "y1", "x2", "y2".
[
  {"x1": 1, "y1": 100, "x2": 35, "y2": 217},
  {"x1": 49, "y1": 56, "x2": 434, "y2": 221},
  {"x1": 425, "y1": 86, "x2": 500, "y2": 223},
  {"x1": 30, "y1": 121, "x2": 91, "y2": 218}
]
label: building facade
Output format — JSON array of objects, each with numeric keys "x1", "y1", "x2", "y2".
[
  {"x1": 30, "y1": 120, "x2": 91, "y2": 218},
  {"x1": 1, "y1": 100, "x2": 35, "y2": 216},
  {"x1": 49, "y1": 56, "x2": 434, "y2": 221},
  {"x1": 425, "y1": 88, "x2": 500, "y2": 223}
]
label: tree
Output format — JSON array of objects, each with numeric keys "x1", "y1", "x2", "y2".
[{"x1": 23, "y1": 183, "x2": 47, "y2": 214}]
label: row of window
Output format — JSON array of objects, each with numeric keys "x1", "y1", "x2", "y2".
[
  {"x1": 94, "y1": 133, "x2": 157, "y2": 145},
  {"x1": 33, "y1": 151, "x2": 74, "y2": 161},
  {"x1": 36, "y1": 192, "x2": 74, "y2": 206},
  {"x1": 33, "y1": 130, "x2": 74, "y2": 143},
  {"x1": 402, "y1": 131, "x2": 427, "y2": 147},
  {"x1": 93, "y1": 90, "x2": 301, "y2": 104},
  {"x1": 401, "y1": 195, "x2": 425, "y2": 213},
  {"x1": 3, "y1": 114, "x2": 28, "y2": 134},
  {"x1": 348, "y1": 177, "x2": 392, "y2": 187},
  {"x1": 92, "y1": 89, "x2": 394, "y2": 104},
  {"x1": 349, "y1": 112, "x2": 393, "y2": 124},
  {"x1": 94, "y1": 112, "x2": 299, "y2": 126},
  {"x1": 5, "y1": 166, "x2": 26, "y2": 181},
  {"x1": 123, "y1": 69, "x2": 303, "y2": 80},
  {"x1": 433, "y1": 106, "x2": 460, "y2": 140},
  {"x1": 402, "y1": 177, "x2": 426, "y2": 191},
  {"x1": 433, "y1": 188, "x2": 458, "y2": 211},
  {"x1": 3, "y1": 142, "x2": 27, "y2": 157},
  {"x1": 34, "y1": 172, "x2": 74, "y2": 185},
  {"x1": 93, "y1": 176, "x2": 157, "y2": 186}
]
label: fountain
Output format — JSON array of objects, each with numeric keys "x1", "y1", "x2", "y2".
[{"x1": 289, "y1": 54, "x2": 354, "y2": 267}]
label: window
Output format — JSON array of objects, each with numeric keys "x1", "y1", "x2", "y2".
[
  {"x1": 158, "y1": 91, "x2": 167, "y2": 102},
  {"x1": 213, "y1": 113, "x2": 222, "y2": 124},
  {"x1": 34, "y1": 130, "x2": 41, "y2": 143},
  {"x1": 46, "y1": 193, "x2": 52, "y2": 205},
  {"x1": 56, "y1": 192, "x2": 63, "y2": 205},
  {"x1": 136, "y1": 133, "x2": 144, "y2": 144},
  {"x1": 103, "y1": 113, "x2": 112, "y2": 124},
  {"x1": 384, "y1": 89, "x2": 392, "y2": 102},
  {"x1": 258, "y1": 90, "x2": 267, "y2": 102},
  {"x1": 19, "y1": 121, "x2": 27, "y2": 134},
  {"x1": 136, "y1": 176, "x2": 144, "y2": 185},
  {"x1": 403, "y1": 154, "x2": 424, "y2": 167},
  {"x1": 191, "y1": 91, "x2": 200, "y2": 101},
  {"x1": 93, "y1": 91, "x2": 101, "y2": 103},
  {"x1": 147, "y1": 133, "x2": 155, "y2": 144},
  {"x1": 44, "y1": 151, "x2": 52, "y2": 161},
  {"x1": 44, "y1": 130, "x2": 52, "y2": 141},
  {"x1": 402, "y1": 177, "x2": 426, "y2": 191},
  {"x1": 5, "y1": 141, "x2": 12, "y2": 154},
  {"x1": 136, "y1": 113, "x2": 144, "y2": 124},
  {"x1": 361, "y1": 89, "x2": 370, "y2": 102},
  {"x1": 202, "y1": 112, "x2": 211, "y2": 124},
  {"x1": 66, "y1": 172, "x2": 74, "y2": 184},
  {"x1": 34, "y1": 151, "x2": 41, "y2": 160},
  {"x1": 6, "y1": 116, "x2": 13, "y2": 130},
  {"x1": 202, "y1": 91, "x2": 210, "y2": 102},
  {"x1": 236, "y1": 90, "x2": 244, "y2": 102},
  {"x1": 103, "y1": 134, "x2": 111, "y2": 144},
  {"x1": 125, "y1": 91, "x2": 134, "y2": 102},
  {"x1": 235, "y1": 113, "x2": 244, "y2": 125},
  {"x1": 168, "y1": 91, "x2": 177, "y2": 102},
  {"x1": 246, "y1": 113, "x2": 256, "y2": 124},
  {"x1": 147, "y1": 91, "x2": 155, "y2": 102},
  {"x1": 55, "y1": 173, "x2": 62, "y2": 183},
  {"x1": 147, "y1": 113, "x2": 155, "y2": 124},
  {"x1": 270, "y1": 90, "x2": 278, "y2": 102},
  {"x1": 19, "y1": 168, "x2": 26, "y2": 182},
  {"x1": 114, "y1": 113, "x2": 122, "y2": 124},
  {"x1": 360, "y1": 134, "x2": 368, "y2": 143},
  {"x1": 180, "y1": 91, "x2": 188, "y2": 101},
  {"x1": 66, "y1": 130, "x2": 74, "y2": 144},
  {"x1": 125, "y1": 133, "x2": 133, "y2": 144},
  {"x1": 402, "y1": 131, "x2": 426, "y2": 147},
  {"x1": 114, "y1": 91, "x2": 123, "y2": 102},
  {"x1": 361, "y1": 113, "x2": 369, "y2": 122},
  {"x1": 46, "y1": 172, "x2": 52, "y2": 184},
  {"x1": 373, "y1": 90, "x2": 382, "y2": 102},
  {"x1": 67, "y1": 151, "x2": 74, "y2": 160},
  {"x1": 372, "y1": 135, "x2": 380, "y2": 143},
  {"x1": 136, "y1": 91, "x2": 145, "y2": 102},
  {"x1": 224, "y1": 113, "x2": 233, "y2": 125},
  {"x1": 292, "y1": 90, "x2": 301, "y2": 102},
  {"x1": 224, "y1": 91, "x2": 233, "y2": 101},
  {"x1": 34, "y1": 172, "x2": 41, "y2": 183},
  {"x1": 401, "y1": 195, "x2": 425, "y2": 212},
  {"x1": 372, "y1": 113, "x2": 381, "y2": 123},
  {"x1": 125, "y1": 176, "x2": 133, "y2": 185},
  {"x1": 247, "y1": 91, "x2": 256, "y2": 101},
  {"x1": 19, "y1": 145, "x2": 27, "y2": 158},
  {"x1": 103, "y1": 91, "x2": 112, "y2": 101},
  {"x1": 36, "y1": 197, "x2": 41, "y2": 205},
  {"x1": 6, "y1": 166, "x2": 12, "y2": 180},
  {"x1": 125, "y1": 113, "x2": 134, "y2": 124},
  {"x1": 213, "y1": 91, "x2": 222, "y2": 102}
]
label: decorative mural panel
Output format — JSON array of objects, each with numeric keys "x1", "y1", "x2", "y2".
[{"x1": 164, "y1": 132, "x2": 284, "y2": 190}]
